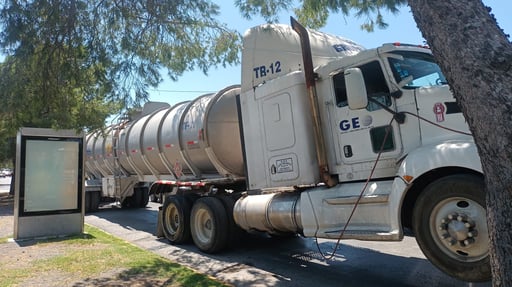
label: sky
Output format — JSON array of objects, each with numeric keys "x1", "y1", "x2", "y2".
[{"x1": 147, "y1": 0, "x2": 512, "y2": 106}]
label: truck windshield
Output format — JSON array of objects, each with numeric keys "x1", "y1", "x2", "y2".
[{"x1": 388, "y1": 51, "x2": 447, "y2": 88}]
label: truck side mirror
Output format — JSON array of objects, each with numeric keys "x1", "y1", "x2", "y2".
[{"x1": 344, "y1": 68, "x2": 368, "y2": 110}]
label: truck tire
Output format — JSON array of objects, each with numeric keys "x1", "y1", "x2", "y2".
[
  {"x1": 120, "y1": 188, "x2": 148, "y2": 208},
  {"x1": 190, "y1": 196, "x2": 229, "y2": 253},
  {"x1": 137, "y1": 188, "x2": 149, "y2": 208},
  {"x1": 85, "y1": 192, "x2": 92, "y2": 213},
  {"x1": 133, "y1": 188, "x2": 143, "y2": 207},
  {"x1": 162, "y1": 195, "x2": 192, "y2": 244},
  {"x1": 217, "y1": 194, "x2": 245, "y2": 246},
  {"x1": 90, "y1": 191, "x2": 100, "y2": 212},
  {"x1": 121, "y1": 195, "x2": 136, "y2": 208},
  {"x1": 412, "y1": 174, "x2": 490, "y2": 282}
]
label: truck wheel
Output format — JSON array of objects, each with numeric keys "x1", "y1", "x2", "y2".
[
  {"x1": 133, "y1": 188, "x2": 143, "y2": 207},
  {"x1": 121, "y1": 194, "x2": 137, "y2": 208},
  {"x1": 121, "y1": 197, "x2": 132, "y2": 208},
  {"x1": 413, "y1": 174, "x2": 490, "y2": 282},
  {"x1": 190, "y1": 197, "x2": 229, "y2": 253},
  {"x1": 137, "y1": 188, "x2": 149, "y2": 208},
  {"x1": 162, "y1": 195, "x2": 192, "y2": 244},
  {"x1": 90, "y1": 191, "x2": 100, "y2": 212},
  {"x1": 85, "y1": 192, "x2": 92, "y2": 213}
]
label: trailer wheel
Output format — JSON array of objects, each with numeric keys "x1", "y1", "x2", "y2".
[
  {"x1": 413, "y1": 174, "x2": 490, "y2": 282},
  {"x1": 137, "y1": 188, "x2": 149, "y2": 208},
  {"x1": 190, "y1": 197, "x2": 229, "y2": 253},
  {"x1": 121, "y1": 194, "x2": 136, "y2": 208},
  {"x1": 120, "y1": 197, "x2": 131, "y2": 208},
  {"x1": 90, "y1": 191, "x2": 100, "y2": 212},
  {"x1": 162, "y1": 195, "x2": 192, "y2": 244},
  {"x1": 133, "y1": 188, "x2": 143, "y2": 207},
  {"x1": 85, "y1": 192, "x2": 92, "y2": 213}
]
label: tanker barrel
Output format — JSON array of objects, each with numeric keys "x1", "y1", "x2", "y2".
[
  {"x1": 179, "y1": 85, "x2": 245, "y2": 178},
  {"x1": 85, "y1": 86, "x2": 245, "y2": 182}
]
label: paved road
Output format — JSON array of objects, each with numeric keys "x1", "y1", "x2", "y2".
[
  {"x1": 0, "y1": 176, "x2": 11, "y2": 193},
  {"x1": 85, "y1": 201, "x2": 490, "y2": 287}
]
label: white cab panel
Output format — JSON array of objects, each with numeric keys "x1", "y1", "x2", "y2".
[{"x1": 241, "y1": 72, "x2": 319, "y2": 189}]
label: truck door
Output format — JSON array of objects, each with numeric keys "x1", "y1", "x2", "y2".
[{"x1": 330, "y1": 60, "x2": 403, "y2": 180}]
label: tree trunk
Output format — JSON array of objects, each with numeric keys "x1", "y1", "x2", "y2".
[{"x1": 407, "y1": 0, "x2": 512, "y2": 286}]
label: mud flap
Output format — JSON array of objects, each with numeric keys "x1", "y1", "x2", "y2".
[{"x1": 155, "y1": 205, "x2": 164, "y2": 238}]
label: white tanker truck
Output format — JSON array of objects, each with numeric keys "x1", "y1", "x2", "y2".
[{"x1": 85, "y1": 18, "x2": 490, "y2": 282}]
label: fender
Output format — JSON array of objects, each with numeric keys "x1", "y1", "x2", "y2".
[{"x1": 397, "y1": 139, "x2": 482, "y2": 183}]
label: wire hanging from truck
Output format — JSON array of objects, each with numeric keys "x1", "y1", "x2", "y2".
[{"x1": 313, "y1": 105, "x2": 472, "y2": 260}]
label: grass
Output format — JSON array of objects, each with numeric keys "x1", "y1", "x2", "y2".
[
  {"x1": 0, "y1": 236, "x2": 9, "y2": 244},
  {"x1": 0, "y1": 224, "x2": 228, "y2": 287}
]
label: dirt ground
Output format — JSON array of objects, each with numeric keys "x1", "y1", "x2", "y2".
[{"x1": 0, "y1": 192, "x2": 168, "y2": 287}]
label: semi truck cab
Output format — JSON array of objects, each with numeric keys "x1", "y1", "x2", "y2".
[
  {"x1": 318, "y1": 43, "x2": 474, "y2": 182},
  {"x1": 237, "y1": 22, "x2": 488, "y2": 282}
]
